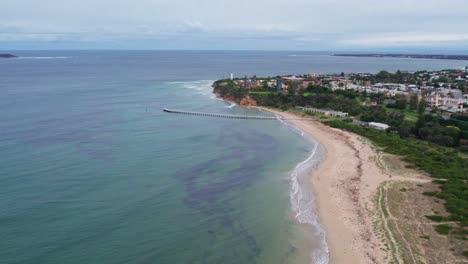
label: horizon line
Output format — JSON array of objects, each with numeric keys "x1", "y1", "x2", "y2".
[{"x1": 2, "y1": 49, "x2": 468, "y2": 54}]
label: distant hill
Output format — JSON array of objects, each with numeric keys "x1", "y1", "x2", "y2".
[
  {"x1": 0, "y1": 54, "x2": 18, "y2": 58},
  {"x1": 334, "y1": 54, "x2": 468, "y2": 61}
]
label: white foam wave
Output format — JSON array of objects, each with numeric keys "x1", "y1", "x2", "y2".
[
  {"x1": 225, "y1": 102, "x2": 236, "y2": 108},
  {"x1": 166, "y1": 80, "x2": 215, "y2": 96},
  {"x1": 288, "y1": 54, "x2": 314, "y2": 57},
  {"x1": 165, "y1": 80, "x2": 236, "y2": 104},
  {"x1": 210, "y1": 94, "x2": 225, "y2": 101}
]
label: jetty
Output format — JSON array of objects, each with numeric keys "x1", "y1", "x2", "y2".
[{"x1": 163, "y1": 108, "x2": 310, "y2": 120}]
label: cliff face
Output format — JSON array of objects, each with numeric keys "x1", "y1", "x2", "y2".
[
  {"x1": 239, "y1": 96, "x2": 257, "y2": 106},
  {"x1": 212, "y1": 81, "x2": 257, "y2": 106}
]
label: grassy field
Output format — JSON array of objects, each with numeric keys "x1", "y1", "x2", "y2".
[
  {"x1": 248, "y1": 91, "x2": 274, "y2": 95},
  {"x1": 384, "y1": 107, "x2": 419, "y2": 122}
]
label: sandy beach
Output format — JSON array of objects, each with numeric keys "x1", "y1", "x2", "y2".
[{"x1": 261, "y1": 108, "x2": 395, "y2": 263}]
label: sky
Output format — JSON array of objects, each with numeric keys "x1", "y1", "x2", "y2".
[{"x1": 1, "y1": 0, "x2": 468, "y2": 51}]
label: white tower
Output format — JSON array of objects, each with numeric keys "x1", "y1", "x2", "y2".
[{"x1": 230, "y1": 73, "x2": 233, "y2": 80}]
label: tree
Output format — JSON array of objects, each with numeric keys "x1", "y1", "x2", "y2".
[
  {"x1": 360, "y1": 106, "x2": 387, "y2": 122},
  {"x1": 395, "y1": 96, "x2": 407, "y2": 110},
  {"x1": 307, "y1": 84, "x2": 328, "y2": 93},
  {"x1": 409, "y1": 94, "x2": 418, "y2": 111},
  {"x1": 438, "y1": 76, "x2": 449, "y2": 83},
  {"x1": 445, "y1": 126, "x2": 461, "y2": 146},
  {"x1": 395, "y1": 70, "x2": 403, "y2": 83},
  {"x1": 418, "y1": 93, "x2": 426, "y2": 115},
  {"x1": 376, "y1": 71, "x2": 391, "y2": 82},
  {"x1": 396, "y1": 121, "x2": 414, "y2": 138},
  {"x1": 457, "y1": 81, "x2": 467, "y2": 93}
]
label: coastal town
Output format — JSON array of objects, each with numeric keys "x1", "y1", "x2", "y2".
[
  {"x1": 215, "y1": 68, "x2": 468, "y2": 149},
  {"x1": 224, "y1": 67, "x2": 468, "y2": 113}
]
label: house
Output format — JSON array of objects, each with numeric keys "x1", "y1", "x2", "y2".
[{"x1": 425, "y1": 88, "x2": 467, "y2": 108}]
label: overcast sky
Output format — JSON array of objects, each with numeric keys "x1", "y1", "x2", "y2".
[{"x1": 1, "y1": 0, "x2": 468, "y2": 51}]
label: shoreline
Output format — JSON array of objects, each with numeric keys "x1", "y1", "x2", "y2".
[{"x1": 260, "y1": 107, "x2": 391, "y2": 263}]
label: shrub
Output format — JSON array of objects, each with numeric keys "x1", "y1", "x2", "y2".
[
  {"x1": 435, "y1": 224, "x2": 453, "y2": 235},
  {"x1": 425, "y1": 215, "x2": 445, "y2": 222}
]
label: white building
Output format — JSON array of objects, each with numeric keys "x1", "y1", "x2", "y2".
[
  {"x1": 297, "y1": 107, "x2": 348, "y2": 117},
  {"x1": 368, "y1": 122, "x2": 390, "y2": 130},
  {"x1": 425, "y1": 88, "x2": 467, "y2": 109}
]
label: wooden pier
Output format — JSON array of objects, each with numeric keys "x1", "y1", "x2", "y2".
[{"x1": 163, "y1": 108, "x2": 310, "y2": 120}]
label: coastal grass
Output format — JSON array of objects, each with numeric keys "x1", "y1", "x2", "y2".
[
  {"x1": 385, "y1": 181, "x2": 468, "y2": 262},
  {"x1": 322, "y1": 119, "x2": 468, "y2": 235}
]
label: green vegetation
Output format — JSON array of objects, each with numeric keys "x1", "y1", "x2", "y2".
[
  {"x1": 437, "y1": 180, "x2": 468, "y2": 225},
  {"x1": 214, "y1": 78, "x2": 468, "y2": 150},
  {"x1": 385, "y1": 107, "x2": 418, "y2": 122},
  {"x1": 362, "y1": 70, "x2": 414, "y2": 84},
  {"x1": 248, "y1": 91, "x2": 273, "y2": 95},
  {"x1": 425, "y1": 215, "x2": 446, "y2": 222},
  {"x1": 323, "y1": 119, "x2": 467, "y2": 233},
  {"x1": 435, "y1": 224, "x2": 453, "y2": 235},
  {"x1": 213, "y1": 74, "x2": 468, "y2": 237},
  {"x1": 323, "y1": 120, "x2": 467, "y2": 181}
]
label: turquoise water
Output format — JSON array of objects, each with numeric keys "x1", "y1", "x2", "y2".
[
  {"x1": 0, "y1": 72, "x2": 320, "y2": 263},
  {"x1": 1, "y1": 51, "x2": 466, "y2": 264}
]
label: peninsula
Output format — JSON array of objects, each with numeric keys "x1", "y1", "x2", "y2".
[
  {"x1": 0, "y1": 54, "x2": 18, "y2": 59},
  {"x1": 334, "y1": 53, "x2": 468, "y2": 61}
]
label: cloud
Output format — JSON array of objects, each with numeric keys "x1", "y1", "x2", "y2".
[{"x1": 1, "y1": 0, "x2": 468, "y2": 50}]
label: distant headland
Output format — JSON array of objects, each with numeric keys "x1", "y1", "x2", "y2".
[
  {"x1": 334, "y1": 54, "x2": 468, "y2": 61},
  {"x1": 0, "y1": 54, "x2": 18, "y2": 59}
]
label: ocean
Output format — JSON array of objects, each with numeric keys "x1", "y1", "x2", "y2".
[{"x1": 1, "y1": 51, "x2": 466, "y2": 264}]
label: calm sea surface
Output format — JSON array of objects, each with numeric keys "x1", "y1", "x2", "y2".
[{"x1": 1, "y1": 51, "x2": 466, "y2": 264}]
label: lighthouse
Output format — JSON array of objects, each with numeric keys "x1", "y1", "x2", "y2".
[
  {"x1": 230, "y1": 73, "x2": 233, "y2": 80},
  {"x1": 276, "y1": 78, "x2": 282, "y2": 94}
]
